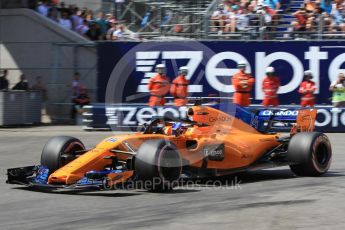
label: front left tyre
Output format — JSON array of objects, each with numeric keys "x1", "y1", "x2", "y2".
[{"x1": 134, "y1": 139, "x2": 182, "y2": 191}]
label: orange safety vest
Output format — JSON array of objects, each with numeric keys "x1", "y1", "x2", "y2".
[
  {"x1": 232, "y1": 71, "x2": 255, "y2": 106},
  {"x1": 299, "y1": 80, "x2": 316, "y2": 101},
  {"x1": 147, "y1": 74, "x2": 170, "y2": 106},
  {"x1": 170, "y1": 75, "x2": 189, "y2": 106},
  {"x1": 262, "y1": 76, "x2": 280, "y2": 99}
]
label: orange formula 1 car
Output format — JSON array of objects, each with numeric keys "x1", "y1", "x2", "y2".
[{"x1": 7, "y1": 103, "x2": 332, "y2": 191}]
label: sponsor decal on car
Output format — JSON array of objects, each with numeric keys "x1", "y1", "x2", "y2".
[
  {"x1": 106, "y1": 138, "x2": 117, "y2": 143},
  {"x1": 203, "y1": 144, "x2": 225, "y2": 161}
]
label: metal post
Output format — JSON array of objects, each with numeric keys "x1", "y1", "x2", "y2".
[
  {"x1": 259, "y1": 14, "x2": 264, "y2": 40},
  {"x1": 318, "y1": 14, "x2": 324, "y2": 41}
]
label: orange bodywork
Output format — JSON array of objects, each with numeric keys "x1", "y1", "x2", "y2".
[{"x1": 49, "y1": 105, "x2": 282, "y2": 185}]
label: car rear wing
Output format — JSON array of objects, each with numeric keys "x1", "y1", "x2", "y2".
[
  {"x1": 232, "y1": 106, "x2": 317, "y2": 133},
  {"x1": 254, "y1": 109, "x2": 317, "y2": 133}
]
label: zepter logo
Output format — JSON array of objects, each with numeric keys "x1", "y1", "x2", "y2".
[{"x1": 105, "y1": 41, "x2": 255, "y2": 168}]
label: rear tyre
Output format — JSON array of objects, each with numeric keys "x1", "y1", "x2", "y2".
[
  {"x1": 41, "y1": 136, "x2": 85, "y2": 174},
  {"x1": 288, "y1": 132, "x2": 332, "y2": 176},
  {"x1": 134, "y1": 139, "x2": 182, "y2": 191}
]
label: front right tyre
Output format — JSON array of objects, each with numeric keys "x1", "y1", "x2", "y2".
[
  {"x1": 41, "y1": 136, "x2": 85, "y2": 174},
  {"x1": 288, "y1": 132, "x2": 332, "y2": 176}
]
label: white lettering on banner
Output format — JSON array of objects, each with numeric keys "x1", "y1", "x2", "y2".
[
  {"x1": 134, "y1": 47, "x2": 344, "y2": 100},
  {"x1": 262, "y1": 110, "x2": 272, "y2": 116},
  {"x1": 120, "y1": 107, "x2": 137, "y2": 126},
  {"x1": 328, "y1": 53, "x2": 345, "y2": 83},
  {"x1": 255, "y1": 52, "x2": 304, "y2": 100},
  {"x1": 157, "y1": 107, "x2": 179, "y2": 118},
  {"x1": 106, "y1": 107, "x2": 188, "y2": 126},
  {"x1": 341, "y1": 111, "x2": 345, "y2": 126},
  {"x1": 106, "y1": 106, "x2": 345, "y2": 129},
  {"x1": 315, "y1": 109, "x2": 332, "y2": 127},
  {"x1": 137, "y1": 51, "x2": 203, "y2": 93},
  {"x1": 331, "y1": 108, "x2": 342, "y2": 127},
  {"x1": 106, "y1": 107, "x2": 118, "y2": 125},
  {"x1": 205, "y1": 52, "x2": 250, "y2": 93},
  {"x1": 305, "y1": 46, "x2": 328, "y2": 93},
  {"x1": 162, "y1": 51, "x2": 202, "y2": 81},
  {"x1": 136, "y1": 107, "x2": 156, "y2": 124}
]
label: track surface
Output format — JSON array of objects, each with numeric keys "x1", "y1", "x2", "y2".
[{"x1": 0, "y1": 126, "x2": 345, "y2": 230}]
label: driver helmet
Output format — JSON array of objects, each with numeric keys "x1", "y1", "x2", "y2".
[{"x1": 172, "y1": 122, "x2": 183, "y2": 135}]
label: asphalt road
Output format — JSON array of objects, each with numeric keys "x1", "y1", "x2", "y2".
[{"x1": 1, "y1": 126, "x2": 345, "y2": 230}]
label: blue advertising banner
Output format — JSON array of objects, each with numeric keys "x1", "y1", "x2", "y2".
[
  {"x1": 83, "y1": 104, "x2": 345, "y2": 133},
  {"x1": 98, "y1": 41, "x2": 345, "y2": 105}
]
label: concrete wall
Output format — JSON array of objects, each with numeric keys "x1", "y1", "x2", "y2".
[{"x1": 0, "y1": 8, "x2": 97, "y2": 122}]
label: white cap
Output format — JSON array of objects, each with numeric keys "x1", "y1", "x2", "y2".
[
  {"x1": 179, "y1": 66, "x2": 188, "y2": 71},
  {"x1": 266, "y1": 66, "x2": 275, "y2": 73},
  {"x1": 156, "y1": 64, "x2": 166, "y2": 69},
  {"x1": 238, "y1": 61, "x2": 246, "y2": 66},
  {"x1": 304, "y1": 70, "x2": 312, "y2": 76}
]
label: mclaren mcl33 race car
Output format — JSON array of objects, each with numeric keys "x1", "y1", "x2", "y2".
[{"x1": 7, "y1": 103, "x2": 332, "y2": 191}]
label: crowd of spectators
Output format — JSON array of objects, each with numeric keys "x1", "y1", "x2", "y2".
[
  {"x1": 210, "y1": 0, "x2": 282, "y2": 38},
  {"x1": 36, "y1": 0, "x2": 131, "y2": 41},
  {"x1": 211, "y1": 0, "x2": 345, "y2": 39},
  {"x1": 289, "y1": 0, "x2": 345, "y2": 38},
  {"x1": 33, "y1": 0, "x2": 345, "y2": 40}
]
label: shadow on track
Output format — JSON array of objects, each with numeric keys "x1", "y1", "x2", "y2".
[
  {"x1": 12, "y1": 187, "x2": 141, "y2": 197},
  {"x1": 9, "y1": 170, "x2": 345, "y2": 195}
]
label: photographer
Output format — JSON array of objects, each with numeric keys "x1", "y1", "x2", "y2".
[{"x1": 330, "y1": 73, "x2": 345, "y2": 107}]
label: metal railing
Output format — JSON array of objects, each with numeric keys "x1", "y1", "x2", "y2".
[{"x1": 204, "y1": 13, "x2": 345, "y2": 41}]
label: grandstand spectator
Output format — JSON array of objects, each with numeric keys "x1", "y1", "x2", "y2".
[
  {"x1": 329, "y1": 73, "x2": 345, "y2": 107},
  {"x1": 37, "y1": 0, "x2": 50, "y2": 17},
  {"x1": 76, "y1": 19, "x2": 90, "y2": 36},
  {"x1": 304, "y1": 0, "x2": 316, "y2": 13},
  {"x1": 96, "y1": 12, "x2": 108, "y2": 40},
  {"x1": 58, "y1": 2, "x2": 69, "y2": 15},
  {"x1": 13, "y1": 74, "x2": 29, "y2": 91},
  {"x1": 59, "y1": 12, "x2": 72, "y2": 30},
  {"x1": 211, "y1": 4, "x2": 228, "y2": 33},
  {"x1": 47, "y1": 3, "x2": 59, "y2": 23},
  {"x1": 236, "y1": 8, "x2": 250, "y2": 32},
  {"x1": 223, "y1": 6, "x2": 237, "y2": 33},
  {"x1": 112, "y1": 25, "x2": 125, "y2": 40},
  {"x1": 106, "y1": 19, "x2": 118, "y2": 40},
  {"x1": 314, "y1": 1, "x2": 325, "y2": 14},
  {"x1": 0, "y1": 69, "x2": 9, "y2": 91},
  {"x1": 247, "y1": 4, "x2": 261, "y2": 38},
  {"x1": 290, "y1": 7, "x2": 308, "y2": 37},
  {"x1": 321, "y1": 0, "x2": 333, "y2": 14},
  {"x1": 85, "y1": 10, "x2": 95, "y2": 22},
  {"x1": 86, "y1": 22, "x2": 101, "y2": 41},
  {"x1": 264, "y1": 0, "x2": 281, "y2": 11},
  {"x1": 331, "y1": 3, "x2": 345, "y2": 32},
  {"x1": 71, "y1": 8, "x2": 83, "y2": 31}
]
